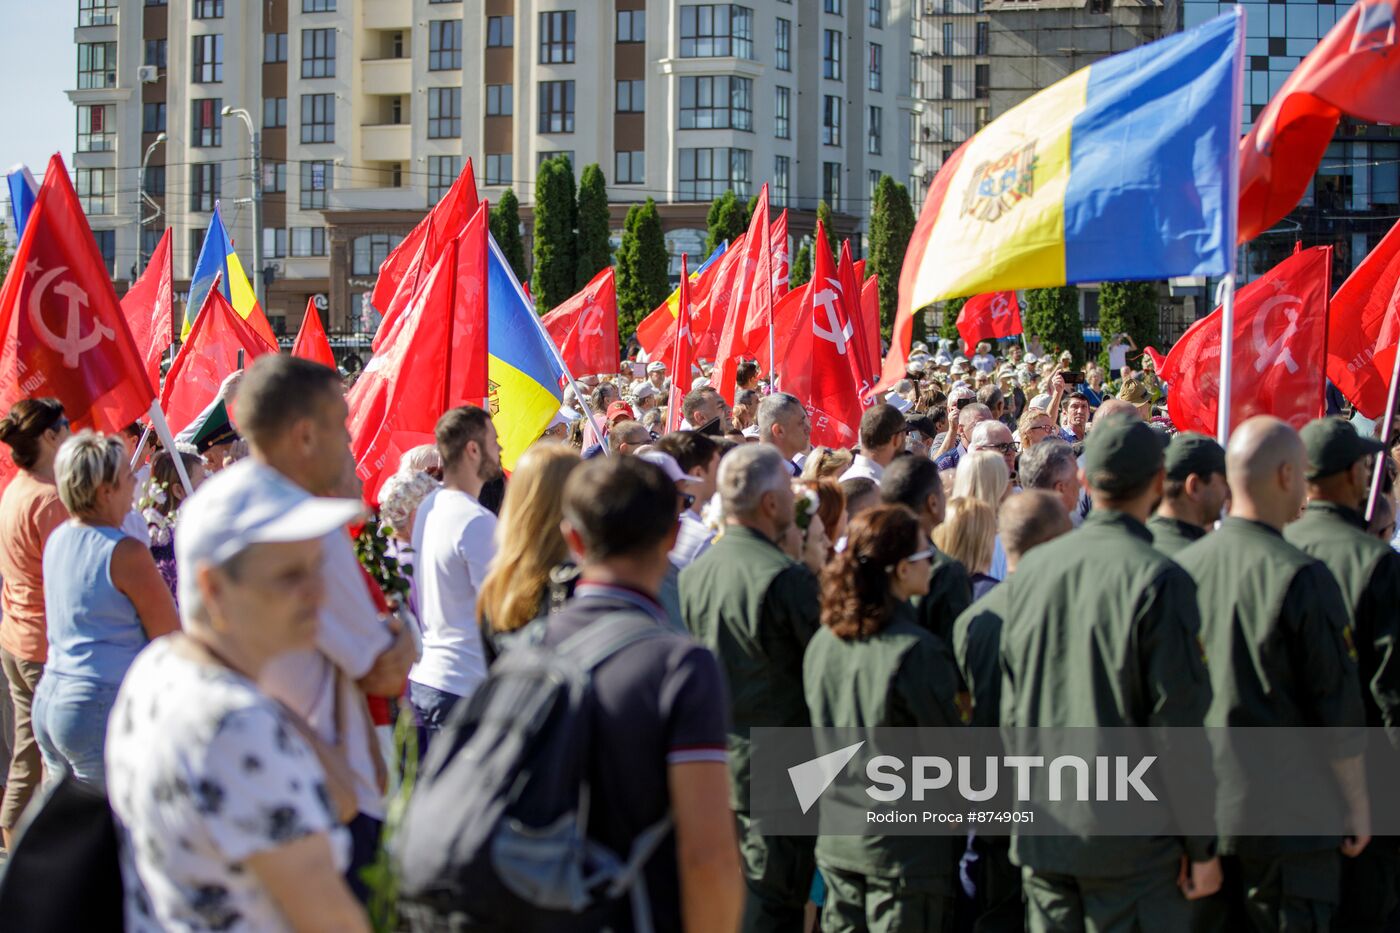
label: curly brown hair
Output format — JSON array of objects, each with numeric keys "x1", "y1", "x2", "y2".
[{"x1": 820, "y1": 504, "x2": 923, "y2": 641}]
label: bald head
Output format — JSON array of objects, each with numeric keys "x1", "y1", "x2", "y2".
[
  {"x1": 1093, "y1": 398, "x2": 1142, "y2": 424},
  {"x1": 999, "y1": 490, "x2": 1073, "y2": 573},
  {"x1": 1226, "y1": 416, "x2": 1307, "y2": 530}
]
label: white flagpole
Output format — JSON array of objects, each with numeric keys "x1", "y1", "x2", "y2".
[
  {"x1": 1365, "y1": 286, "x2": 1400, "y2": 522},
  {"x1": 1215, "y1": 275, "x2": 1236, "y2": 444},
  {"x1": 130, "y1": 426, "x2": 152, "y2": 470},
  {"x1": 145, "y1": 401, "x2": 194, "y2": 496},
  {"x1": 1217, "y1": 6, "x2": 1247, "y2": 446}
]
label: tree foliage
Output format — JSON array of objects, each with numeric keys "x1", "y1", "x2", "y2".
[
  {"x1": 790, "y1": 241, "x2": 812, "y2": 289},
  {"x1": 869, "y1": 176, "x2": 916, "y2": 340},
  {"x1": 574, "y1": 163, "x2": 612, "y2": 288},
  {"x1": 814, "y1": 200, "x2": 835, "y2": 261},
  {"x1": 0, "y1": 221, "x2": 11, "y2": 286},
  {"x1": 705, "y1": 190, "x2": 749, "y2": 256},
  {"x1": 1023, "y1": 287, "x2": 1083, "y2": 364},
  {"x1": 1095, "y1": 281, "x2": 1160, "y2": 369},
  {"x1": 940, "y1": 297, "x2": 966, "y2": 344},
  {"x1": 530, "y1": 156, "x2": 577, "y2": 311},
  {"x1": 489, "y1": 189, "x2": 528, "y2": 285},
  {"x1": 616, "y1": 198, "x2": 670, "y2": 341}
]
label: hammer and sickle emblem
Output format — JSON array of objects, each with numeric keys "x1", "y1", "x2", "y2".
[
  {"x1": 28, "y1": 266, "x2": 114, "y2": 369},
  {"x1": 989, "y1": 294, "x2": 1012, "y2": 321},
  {"x1": 1252, "y1": 294, "x2": 1301, "y2": 375},
  {"x1": 578, "y1": 300, "x2": 605, "y2": 339},
  {"x1": 812, "y1": 278, "x2": 851, "y2": 355}
]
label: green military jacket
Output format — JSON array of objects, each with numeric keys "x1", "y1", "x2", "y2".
[
  {"x1": 1285, "y1": 500, "x2": 1400, "y2": 750},
  {"x1": 1176, "y1": 516, "x2": 1365, "y2": 857},
  {"x1": 679, "y1": 524, "x2": 821, "y2": 812},
  {"x1": 915, "y1": 548, "x2": 973, "y2": 645},
  {"x1": 1147, "y1": 514, "x2": 1207, "y2": 559},
  {"x1": 953, "y1": 583, "x2": 1008, "y2": 729},
  {"x1": 998, "y1": 509, "x2": 1214, "y2": 876},
  {"x1": 805, "y1": 601, "x2": 962, "y2": 879}
]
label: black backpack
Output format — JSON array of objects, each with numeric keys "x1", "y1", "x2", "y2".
[{"x1": 394, "y1": 612, "x2": 673, "y2": 933}]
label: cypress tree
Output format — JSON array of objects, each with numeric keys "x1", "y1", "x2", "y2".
[
  {"x1": 1096, "y1": 281, "x2": 1160, "y2": 369},
  {"x1": 705, "y1": 191, "x2": 748, "y2": 255},
  {"x1": 574, "y1": 163, "x2": 612, "y2": 288},
  {"x1": 940, "y1": 297, "x2": 966, "y2": 343},
  {"x1": 1023, "y1": 287, "x2": 1084, "y2": 364},
  {"x1": 489, "y1": 188, "x2": 528, "y2": 285},
  {"x1": 869, "y1": 176, "x2": 916, "y2": 340},
  {"x1": 814, "y1": 200, "x2": 835, "y2": 261},
  {"x1": 790, "y1": 241, "x2": 812, "y2": 288},
  {"x1": 617, "y1": 198, "x2": 671, "y2": 340},
  {"x1": 531, "y1": 155, "x2": 578, "y2": 311}
]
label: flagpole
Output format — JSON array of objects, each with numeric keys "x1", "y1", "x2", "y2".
[
  {"x1": 131, "y1": 425, "x2": 152, "y2": 471},
  {"x1": 145, "y1": 401, "x2": 194, "y2": 496},
  {"x1": 1215, "y1": 274, "x2": 1236, "y2": 444},
  {"x1": 1218, "y1": 5, "x2": 1246, "y2": 447},
  {"x1": 1365, "y1": 284, "x2": 1400, "y2": 522}
]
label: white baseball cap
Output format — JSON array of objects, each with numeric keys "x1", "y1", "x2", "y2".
[
  {"x1": 633, "y1": 383, "x2": 659, "y2": 400},
  {"x1": 637, "y1": 450, "x2": 701, "y2": 485},
  {"x1": 646, "y1": 360, "x2": 667, "y2": 373}
]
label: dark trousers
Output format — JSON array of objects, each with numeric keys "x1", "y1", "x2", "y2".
[
  {"x1": 735, "y1": 811, "x2": 815, "y2": 933},
  {"x1": 345, "y1": 811, "x2": 384, "y2": 904},
  {"x1": 1336, "y1": 842, "x2": 1400, "y2": 933},
  {"x1": 1191, "y1": 850, "x2": 1340, "y2": 933},
  {"x1": 1023, "y1": 859, "x2": 1188, "y2": 933}
]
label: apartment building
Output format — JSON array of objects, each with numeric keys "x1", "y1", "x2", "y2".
[
  {"x1": 908, "y1": 0, "x2": 992, "y2": 180},
  {"x1": 70, "y1": 0, "x2": 926, "y2": 333}
]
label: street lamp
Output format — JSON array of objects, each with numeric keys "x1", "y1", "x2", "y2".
[
  {"x1": 222, "y1": 106, "x2": 263, "y2": 309},
  {"x1": 135, "y1": 131, "x2": 166, "y2": 278}
]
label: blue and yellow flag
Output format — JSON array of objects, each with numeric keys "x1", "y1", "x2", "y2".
[{"x1": 186, "y1": 205, "x2": 277, "y2": 346}]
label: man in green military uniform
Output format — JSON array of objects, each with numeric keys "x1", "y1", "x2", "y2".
[
  {"x1": 1284, "y1": 417, "x2": 1400, "y2": 932},
  {"x1": 1175, "y1": 416, "x2": 1369, "y2": 933},
  {"x1": 1148, "y1": 432, "x2": 1229, "y2": 558},
  {"x1": 879, "y1": 456, "x2": 973, "y2": 645},
  {"x1": 679, "y1": 444, "x2": 821, "y2": 932},
  {"x1": 998, "y1": 417, "x2": 1221, "y2": 932}
]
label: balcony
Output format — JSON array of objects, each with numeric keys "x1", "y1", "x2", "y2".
[
  {"x1": 361, "y1": 123, "x2": 411, "y2": 162},
  {"x1": 363, "y1": 0, "x2": 410, "y2": 31},
  {"x1": 362, "y1": 57, "x2": 411, "y2": 96},
  {"x1": 328, "y1": 186, "x2": 422, "y2": 212}
]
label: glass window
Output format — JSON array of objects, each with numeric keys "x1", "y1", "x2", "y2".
[
  {"x1": 976, "y1": 22, "x2": 988, "y2": 55},
  {"x1": 825, "y1": 0, "x2": 842, "y2": 13},
  {"x1": 942, "y1": 64, "x2": 953, "y2": 99},
  {"x1": 428, "y1": 87, "x2": 461, "y2": 138},
  {"x1": 143, "y1": 101, "x2": 166, "y2": 133},
  {"x1": 868, "y1": 105, "x2": 882, "y2": 154},
  {"x1": 487, "y1": 16, "x2": 513, "y2": 47},
  {"x1": 192, "y1": 33, "x2": 223, "y2": 83},
  {"x1": 679, "y1": 5, "x2": 754, "y2": 59},
  {"x1": 301, "y1": 94, "x2": 334, "y2": 143},
  {"x1": 190, "y1": 163, "x2": 220, "y2": 213},
  {"x1": 943, "y1": 23, "x2": 953, "y2": 55},
  {"x1": 264, "y1": 32, "x2": 288, "y2": 63},
  {"x1": 869, "y1": 43, "x2": 882, "y2": 91},
  {"x1": 352, "y1": 234, "x2": 403, "y2": 275},
  {"x1": 302, "y1": 0, "x2": 335, "y2": 11},
  {"x1": 302, "y1": 28, "x2": 335, "y2": 77},
  {"x1": 909, "y1": 111, "x2": 921, "y2": 160},
  {"x1": 869, "y1": 169, "x2": 881, "y2": 204},
  {"x1": 678, "y1": 147, "x2": 752, "y2": 201},
  {"x1": 292, "y1": 227, "x2": 327, "y2": 257},
  {"x1": 975, "y1": 63, "x2": 989, "y2": 98},
  {"x1": 76, "y1": 104, "x2": 114, "y2": 152},
  {"x1": 615, "y1": 150, "x2": 645, "y2": 184},
  {"x1": 192, "y1": 97, "x2": 223, "y2": 147},
  {"x1": 263, "y1": 97, "x2": 287, "y2": 128},
  {"x1": 486, "y1": 84, "x2": 513, "y2": 116},
  {"x1": 78, "y1": 41, "x2": 117, "y2": 89},
  {"x1": 79, "y1": 0, "x2": 118, "y2": 27},
  {"x1": 775, "y1": 18, "x2": 791, "y2": 71},
  {"x1": 192, "y1": 0, "x2": 222, "y2": 18},
  {"x1": 773, "y1": 155, "x2": 790, "y2": 208},
  {"x1": 300, "y1": 160, "x2": 331, "y2": 209},
  {"x1": 679, "y1": 75, "x2": 752, "y2": 130},
  {"x1": 538, "y1": 80, "x2": 575, "y2": 133},
  {"x1": 823, "y1": 95, "x2": 841, "y2": 146},
  {"x1": 142, "y1": 229, "x2": 164, "y2": 267},
  {"x1": 539, "y1": 11, "x2": 576, "y2": 64},
  {"x1": 616, "y1": 79, "x2": 645, "y2": 113},
  {"x1": 263, "y1": 227, "x2": 288, "y2": 258},
  {"x1": 144, "y1": 39, "x2": 167, "y2": 68},
  {"x1": 77, "y1": 168, "x2": 115, "y2": 215},
  {"x1": 428, "y1": 155, "x2": 462, "y2": 202},
  {"x1": 942, "y1": 106, "x2": 953, "y2": 140},
  {"x1": 263, "y1": 161, "x2": 287, "y2": 193},
  {"x1": 775, "y1": 86, "x2": 790, "y2": 139},
  {"x1": 429, "y1": 20, "x2": 462, "y2": 70},
  {"x1": 485, "y1": 153, "x2": 514, "y2": 186},
  {"x1": 145, "y1": 165, "x2": 166, "y2": 196},
  {"x1": 617, "y1": 9, "x2": 646, "y2": 42},
  {"x1": 823, "y1": 162, "x2": 841, "y2": 211},
  {"x1": 869, "y1": 0, "x2": 882, "y2": 27},
  {"x1": 910, "y1": 51, "x2": 921, "y2": 96},
  {"x1": 1373, "y1": 143, "x2": 1400, "y2": 207},
  {"x1": 823, "y1": 30, "x2": 841, "y2": 79},
  {"x1": 92, "y1": 230, "x2": 115, "y2": 274}
]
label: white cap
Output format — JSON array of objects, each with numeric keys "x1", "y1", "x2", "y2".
[
  {"x1": 637, "y1": 450, "x2": 700, "y2": 485},
  {"x1": 633, "y1": 383, "x2": 659, "y2": 400},
  {"x1": 887, "y1": 393, "x2": 913, "y2": 413},
  {"x1": 1029, "y1": 393, "x2": 1053, "y2": 411},
  {"x1": 175, "y1": 461, "x2": 365, "y2": 611},
  {"x1": 741, "y1": 425, "x2": 761, "y2": 438},
  {"x1": 646, "y1": 360, "x2": 667, "y2": 373}
]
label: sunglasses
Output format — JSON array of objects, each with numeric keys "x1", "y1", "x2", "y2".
[
  {"x1": 50, "y1": 416, "x2": 71, "y2": 433},
  {"x1": 890, "y1": 547, "x2": 936, "y2": 571}
]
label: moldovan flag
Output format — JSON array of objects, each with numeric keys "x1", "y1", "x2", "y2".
[
  {"x1": 185, "y1": 205, "x2": 278, "y2": 348},
  {"x1": 120, "y1": 227, "x2": 174, "y2": 390},
  {"x1": 1161, "y1": 245, "x2": 1331, "y2": 435},
  {"x1": 372, "y1": 159, "x2": 478, "y2": 315},
  {"x1": 898, "y1": 9, "x2": 1242, "y2": 316},
  {"x1": 542, "y1": 267, "x2": 619, "y2": 377},
  {"x1": 1327, "y1": 218, "x2": 1400, "y2": 418},
  {"x1": 1238, "y1": 0, "x2": 1400, "y2": 243},
  {"x1": 162, "y1": 278, "x2": 277, "y2": 434},
  {"x1": 956, "y1": 292, "x2": 1022, "y2": 356},
  {"x1": 291, "y1": 297, "x2": 336, "y2": 370},
  {"x1": 789, "y1": 222, "x2": 862, "y2": 448},
  {"x1": 666, "y1": 255, "x2": 695, "y2": 434}
]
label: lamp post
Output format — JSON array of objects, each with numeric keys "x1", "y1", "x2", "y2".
[
  {"x1": 221, "y1": 106, "x2": 263, "y2": 309},
  {"x1": 135, "y1": 132, "x2": 166, "y2": 277}
]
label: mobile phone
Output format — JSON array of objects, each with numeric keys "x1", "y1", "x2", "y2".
[
  {"x1": 1060, "y1": 370, "x2": 1084, "y2": 385},
  {"x1": 236, "y1": 349, "x2": 245, "y2": 370}
]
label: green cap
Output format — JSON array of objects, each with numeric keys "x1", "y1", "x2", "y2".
[
  {"x1": 1164, "y1": 432, "x2": 1226, "y2": 482},
  {"x1": 1299, "y1": 417, "x2": 1385, "y2": 480},
  {"x1": 1082, "y1": 416, "x2": 1166, "y2": 492}
]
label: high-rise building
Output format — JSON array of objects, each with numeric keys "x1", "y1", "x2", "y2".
[
  {"x1": 910, "y1": 0, "x2": 993, "y2": 189},
  {"x1": 69, "y1": 0, "x2": 926, "y2": 333}
]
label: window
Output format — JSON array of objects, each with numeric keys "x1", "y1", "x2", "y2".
[
  {"x1": 191, "y1": 163, "x2": 220, "y2": 212},
  {"x1": 192, "y1": 98, "x2": 223, "y2": 147},
  {"x1": 428, "y1": 87, "x2": 461, "y2": 138},
  {"x1": 264, "y1": 32, "x2": 288, "y2": 62},
  {"x1": 976, "y1": 105, "x2": 989, "y2": 130},
  {"x1": 678, "y1": 147, "x2": 752, "y2": 200},
  {"x1": 302, "y1": 28, "x2": 335, "y2": 77},
  {"x1": 76, "y1": 104, "x2": 114, "y2": 152},
  {"x1": 869, "y1": 0, "x2": 882, "y2": 27},
  {"x1": 775, "y1": 86, "x2": 790, "y2": 139},
  {"x1": 143, "y1": 102, "x2": 166, "y2": 133},
  {"x1": 77, "y1": 168, "x2": 114, "y2": 215},
  {"x1": 679, "y1": 75, "x2": 752, "y2": 131},
  {"x1": 144, "y1": 165, "x2": 165, "y2": 197},
  {"x1": 773, "y1": 156, "x2": 790, "y2": 208},
  {"x1": 943, "y1": 23, "x2": 953, "y2": 55},
  {"x1": 942, "y1": 106, "x2": 953, "y2": 140},
  {"x1": 485, "y1": 153, "x2": 513, "y2": 186},
  {"x1": 292, "y1": 227, "x2": 327, "y2": 257},
  {"x1": 93, "y1": 230, "x2": 115, "y2": 275},
  {"x1": 300, "y1": 161, "x2": 331, "y2": 209},
  {"x1": 537, "y1": 150, "x2": 573, "y2": 168},
  {"x1": 679, "y1": 5, "x2": 754, "y2": 59},
  {"x1": 910, "y1": 52, "x2": 921, "y2": 97},
  {"x1": 352, "y1": 234, "x2": 401, "y2": 275},
  {"x1": 942, "y1": 64, "x2": 953, "y2": 99},
  {"x1": 303, "y1": 0, "x2": 335, "y2": 10},
  {"x1": 823, "y1": 30, "x2": 841, "y2": 79},
  {"x1": 192, "y1": 33, "x2": 223, "y2": 82},
  {"x1": 975, "y1": 63, "x2": 989, "y2": 98},
  {"x1": 775, "y1": 18, "x2": 791, "y2": 70},
  {"x1": 301, "y1": 94, "x2": 334, "y2": 143},
  {"x1": 823, "y1": 95, "x2": 841, "y2": 146},
  {"x1": 616, "y1": 79, "x2": 644, "y2": 113},
  {"x1": 867, "y1": 105, "x2": 882, "y2": 154},
  {"x1": 976, "y1": 22, "x2": 988, "y2": 55},
  {"x1": 428, "y1": 155, "x2": 461, "y2": 202},
  {"x1": 615, "y1": 150, "x2": 645, "y2": 184},
  {"x1": 429, "y1": 20, "x2": 461, "y2": 70},
  {"x1": 263, "y1": 97, "x2": 287, "y2": 128},
  {"x1": 141, "y1": 229, "x2": 164, "y2": 267},
  {"x1": 193, "y1": 0, "x2": 222, "y2": 18},
  {"x1": 79, "y1": 0, "x2": 117, "y2": 27},
  {"x1": 486, "y1": 16, "x2": 513, "y2": 47},
  {"x1": 825, "y1": 0, "x2": 842, "y2": 13},
  {"x1": 617, "y1": 9, "x2": 645, "y2": 42},
  {"x1": 539, "y1": 11, "x2": 576, "y2": 64},
  {"x1": 869, "y1": 169, "x2": 881, "y2": 204},
  {"x1": 144, "y1": 39, "x2": 167, "y2": 68},
  {"x1": 869, "y1": 43, "x2": 882, "y2": 91},
  {"x1": 263, "y1": 161, "x2": 287, "y2": 192},
  {"x1": 538, "y1": 80, "x2": 575, "y2": 133},
  {"x1": 487, "y1": 84, "x2": 514, "y2": 116},
  {"x1": 823, "y1": 162, "x2": 841, "y2": 211},
  {"x1": 78, "y1": 42, "x2": 116, "y2": 89},
  {"x1": 909, "y1": 112, "x2": 921, "y2": 159},
  {"x1": 263, "y1": 227, "x2": 287, "y2": 259}
]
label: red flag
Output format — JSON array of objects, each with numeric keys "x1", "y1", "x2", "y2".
[
  {"x1": 291, "y1": 297, "x2": 336, "y2": 369},
  {"x1": 771, "y1": 210, "x2": 790, "y2": 299},
  {"x1": 0, "y1": 154, "x2": 154, "y2": 487},
  {"x1": 693, "y1": 232, "x2": 748, "y2": 361},
  {"x1": 955, "y1": 292, "x2": 1022, "y2": 356},
  {"x1": 1328, "y1": 219, "x2": 1400, "y2": 417},
  {"x1": 372, "y1": 214, "x2": 436, "y2": 354},
  {"x1": 838, "y1": 241, "x2": 878, "y2": 396},
  {"x1": 635, "y1": 245, "x2": 729, "y2": 364},
  {"x1": 119, "y1": 227, "x2": 174, "y2": 392},
  {"x1": 160, "y1": 277, "x2": 276, "y2": 433},
  {"x1": 371, "y1": 159, "x2": 477, "y2": 314},
  {"x1": 753, "y1": 283, "x2": 809, "y2": 378},
  {"x1": 792, "y1": 222, "x2": 862, "y2": 448},
  {"x1": 541, "y1": 267, "x2": 619, "y2": 377},
  {"x1": 861, "y1": 275, "x2": 882, "y2": 373},
  {"x1": 444, "y1": 202, "x2": 492, "y2": 408},
  {"x1": 1161, "y1": 246, "x2": 1332, "y2": 435},
  {"x1": 1238, "y1": 0, "x2": 1400, "y2": 242},
  {"x1": 714, "y1": 185, "x2": 775, "y2": 401},
  {"x1": 666, "y1": 255, "x2": 695, "y2": 434}
]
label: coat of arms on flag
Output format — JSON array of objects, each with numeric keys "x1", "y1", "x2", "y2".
[{"x1": 961, "y1": 142, "x2": 1039, "y2": 223}]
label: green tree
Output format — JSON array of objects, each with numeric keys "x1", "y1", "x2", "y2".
[
  {"x1": 530, "y1": 156, "x2": 577, "y2": 311},
  {"x1": 940, "y1": 297, "x2": 966, "y2": 343},
  {"x1": 489, "y1": 189, "x2": 528, "y2": 285},
  {"x1": 814, "y1": 199, "x2": 835, "y2": 261},
  {"x1": 746, "y1": 192, "x2": 760, "y2": 222},
  {"x1": 1095, "y1": 281, "x2": 1160, "y2": 369},
  {"x1": 868, "y1": 176, "x2": 916, "y2": 340},
  {"x1": 1023, "y1": 287, "x2": 1083, "y2": 364},
  {"x1": 705, "y1": 190, "x2": 749, "y2": 255},
  {"x1": 574, "y1": 163, "x2": 612, "y2": 288},
  {"x1": 616, "y1": 198, "x2": 670, "y2": 340},
  {"x1": 0, "y1": 221, "x2": 11, "y2": 286},
  {"x1": 790, "y1": 241, "x2": 812, "y2": 288}
]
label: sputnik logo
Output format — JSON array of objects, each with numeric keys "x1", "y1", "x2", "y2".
[{"x1": 26, "y1": 260, "x2": 113, "y2": 368}]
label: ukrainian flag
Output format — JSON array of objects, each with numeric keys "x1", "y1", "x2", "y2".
[
  {"x1": 901, "y1": 8, "x2": 1244, "y2": 309},
  {"x1": 486, "y1": 235, "x2": 567, "y2": 469},
  {"x1": 185, "y1": 205, "x2": 278, "y2": 346}
]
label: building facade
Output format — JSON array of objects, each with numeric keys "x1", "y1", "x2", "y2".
[{"x1": 70, "y1": 0, "x2": 927, "y2": 333}]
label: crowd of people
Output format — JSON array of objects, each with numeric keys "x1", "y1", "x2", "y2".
[{"x1": 0, "y1": 328, "x2": 1397, "y2": 933}]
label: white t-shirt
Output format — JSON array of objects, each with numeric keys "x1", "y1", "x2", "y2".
[
  {"x1": 840, "y1": 454, "x2": 885, "y2": 485},
  {"x1": 670, "y1": 509, "x2": 714, "y2": 568},
  {"x1": 409, "y1": 487, "x2": 497, "y2": 698},
  {"x1": 107, "y1": 638, "x2": 349, "y2": 933},
  {"x1": 1108, "y1": 342, "x2": 1130, "y2": 370}
]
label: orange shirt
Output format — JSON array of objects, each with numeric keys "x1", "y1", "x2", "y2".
[{"x1": 0, "y1": 472, "x2": 70, "y2": 663}]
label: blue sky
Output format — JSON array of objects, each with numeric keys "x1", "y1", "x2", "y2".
[{"x1": 1, "y1": 2, "x2": 77, "y2": 231}]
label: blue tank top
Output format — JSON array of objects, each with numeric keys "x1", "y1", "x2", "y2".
[{"x1": 42, "y1": 522, "x2": 146, "y2": 685}]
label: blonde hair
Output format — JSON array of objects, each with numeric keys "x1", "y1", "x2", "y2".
[
  {"x1": 953, "y1": 450, "x2": 1009, "y2": 509},
  {"x1": 1017, "y1": 408, "x2": 1054, "y2": 450},
  {"x1": 934, "y1": 496, "x2": 996, "y2": 575},
  {"x1": 55, "y1": 431, "x2": 125, "y2": 518},
  {"x1": 477, "y1": 444, "x2": 581, "y2": 633},
  {"x1": 800, "y1": 446, "x2": 853, "y2": 481}
]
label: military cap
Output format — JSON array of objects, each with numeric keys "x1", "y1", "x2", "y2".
[
  {"x1": 1083, "y1": 416, "x2": 1165, "y2": 490},
  {"x1": 1300, "y1": 417, "x2": 1385, "y2": 480},
  {"x1": 1163, "y1": 432, "x2": 1226, "y2": 482}
]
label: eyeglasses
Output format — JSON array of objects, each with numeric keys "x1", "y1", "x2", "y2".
[{"x1": 986, "y1": 442, "x2": 1017, "y2": 453}]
